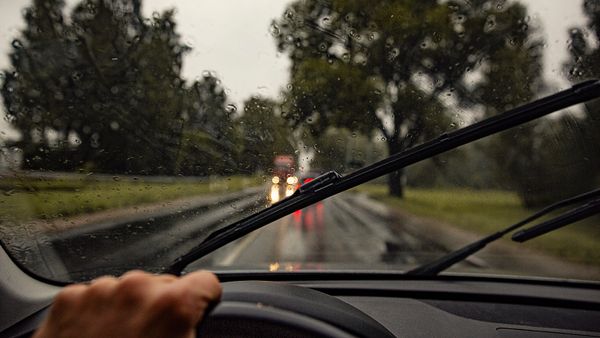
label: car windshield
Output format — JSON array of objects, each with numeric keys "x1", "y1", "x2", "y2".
[{"x1": 0, "y1": 0, "x2": 598, "y2": 283}]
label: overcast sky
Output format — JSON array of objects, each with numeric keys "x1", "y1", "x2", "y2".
[{"x1": 0, "y1": 0, "x2": 588, "y2": 138}]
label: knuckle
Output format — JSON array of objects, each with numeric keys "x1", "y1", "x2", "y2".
[
  {"x1": 52, "y1": 285, "x2": 85, "y2": 311},
  {"x1": 198, "y1": 271, "x2": 220, "y2": 287},
  {"x1": 120, "y1": 269, "x2": 147, "y2": 279},
  {"x1": 87, "y1": 277, "x2": 116, "y2": 297},
  {"x1": 206, "y1": 274, "x2": 222, "y2": 296},
  {"x1": 116, "y1": 272, "x2": 150, "y2": 293},
  {"x1": 187, "y1": 271, "x2": 222, "y2": 300},
  {"x1": 113, "y1": 273, "x2": 152, "y2": 304}
]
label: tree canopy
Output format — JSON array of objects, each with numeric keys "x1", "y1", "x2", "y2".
[
  {"x1": 238, "y1": 96, "x2": 296, "y2": 173},
  {"x1": 273, "y1": 0, "x2": 543, "y2": 196},
  {"x1": 1, "y1": 0, "x2": 235, "y2": 175}
]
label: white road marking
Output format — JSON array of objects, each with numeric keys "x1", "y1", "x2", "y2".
[{"x1": 219, "y1": 229, "x2": 262, "y2": 266}]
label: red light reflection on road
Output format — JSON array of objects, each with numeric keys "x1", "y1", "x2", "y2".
[
  {"x1": 293, "y1": 209, "x2": 302, "y2": 224},
  {"x1": 291, "y1": 201, "x2": 325, "y2": 231},
  {"x1": 305, "y1": 207, "x2": 314, "y2": 230},
  {"x1": 316, "y1": 202, "x2": 324, "y2": 226}
]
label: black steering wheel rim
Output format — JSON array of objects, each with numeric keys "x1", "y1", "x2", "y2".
[{"x1": 197, "y1": 281, "x2": 395, "y2": 338}]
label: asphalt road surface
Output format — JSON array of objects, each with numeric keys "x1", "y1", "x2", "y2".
[
  {"x1": 200, "y1": 193, "x2": 444, "y2": 271},
  {"x1": 36, "y1": 187, "x2": 446, "y2": 280},
  {"x1": 3, "y1": 187, "x2": 444, "y2": 280},
  {"x1": 11, "y1": 184, "x2": 599, "y2": 281}
]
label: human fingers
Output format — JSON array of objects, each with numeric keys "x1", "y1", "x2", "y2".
[
  {"x1": 147, "y1": 271, "x2": 222, "y2": 329},
  {"x1": 178, "y1": 270, "x2": 222, "y2": 303},
  {"x1": 119, "y1": 270, "x2": 177, "y2": 283}
]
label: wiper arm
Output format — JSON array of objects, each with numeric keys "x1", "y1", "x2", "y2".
[
  {"x1": 407, "y1": 188, "x2": 600, "y2": 276},
  {"x1": 164, "y1": 80, "x2": 600, "y2": 275},
  {"x1": 512, "y1": 198, "x2": 600, "y2": 243}
]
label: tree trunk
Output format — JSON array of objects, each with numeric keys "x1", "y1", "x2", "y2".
[
  {"x1": 387, "y1": 169, "x2": 404, "y2": 197},
  {"x1": 386, "y1": 137, "x2": 405, "y2": 198}
]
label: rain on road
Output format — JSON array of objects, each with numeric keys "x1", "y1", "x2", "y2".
[{"x1": 39, "y1": 186, "x2": 448, "y2": 280}]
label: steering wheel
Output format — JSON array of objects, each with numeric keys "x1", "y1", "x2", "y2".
[
  {"x1": 3, "y1": 280, "x2": 393, "y2": 337},
  {"x1": 197, "y1": 281, "x2": 394, "y2": 338}
]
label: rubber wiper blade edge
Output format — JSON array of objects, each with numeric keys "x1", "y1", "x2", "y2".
[
  {"x1": 407, "y1": 188, "x2": 600, "y2": 276},
  {"x1": 512, "y1": 199, "x2": 600, "y2": 242}
]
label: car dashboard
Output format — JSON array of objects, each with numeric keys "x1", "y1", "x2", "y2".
[
  {"x1": 2, "y1": 260, "x2": 600, "y2": 338},
  {"x1": 298, "y1": 278, "x2": 600, "y2": 337}
]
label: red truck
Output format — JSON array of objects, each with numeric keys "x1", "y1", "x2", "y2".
[{"x1": 272, "y1": 155, "x2": 295, "y2": 181}]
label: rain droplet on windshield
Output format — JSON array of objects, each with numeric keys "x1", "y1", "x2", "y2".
[
  {"x1": 269, "y1": 23, "x2": 280, "y2": 37},
  {"x1": 225, "y1": 104, "x2": 237, "y2": 114}
]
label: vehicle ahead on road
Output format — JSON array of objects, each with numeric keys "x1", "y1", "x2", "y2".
[
  {"x1": 1, "y1": 1, "x2": 600, "y2": 337},
  {"x1": 270, "y1": 155, "x2": 298, "y2": 202},
  {"x1": 299, "y1": 170, "x2": 322, "y2": 186},
  {"x1": 272, "y1": 155, "x2": 297, "y2": 183}
]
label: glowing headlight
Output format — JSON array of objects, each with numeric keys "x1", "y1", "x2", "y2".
[
  {"x1": 270, "y1": 185, "x2": 280, "y2": 202},
  {"x1": 286, "y1": 176, "x2": 298, "y2": 185},
  {"x1": 272, "y1": 176, "x2": 280, "y2": 184},
  {"x1": 285, "y1": 185, "x2": 294, "y2": 197}
]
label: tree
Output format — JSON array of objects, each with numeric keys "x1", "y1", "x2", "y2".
[
  {"x1": 477, "y1": 0, "x2": 600, "y2": 207},
  {"x1": 1, "y1": 0, "x2": 73, "y2": 170},
  {"x1": 274, "y1": 0, "x2": 541, "y2": 197},
  {"x1": 67, "y1": 1, "x2": 190, "y2": 174},
  {"x1": 307, "y1": 127, "x2": 387, "y2": 173},
  {"x1": 237, "y1": 97, "x2": 296, "y2": 173},
  {"x1": 175, "y1": 128, "x2": 238, "y2": 176},
  {"x1": 1, "y1": 0, "x2": 233, "y2": 176},
  {"x1": 565, "y1": 0, "x2": 600, "y2": 80},
  {"x1": 481, "y1": 0, "x2": 600, "y2": 207},
  {"x1": 528, "y1": 0, "x2": 600, "y2": 204},
  {"x1": 176, "y1": 73, "x2": 238, "y2": 176},
  {"x1": 184, "y1": 73, "x2": 232, "y2": 142},
  {"x1": 473, "y1": 27, "x2": 545, "y2": 207}
]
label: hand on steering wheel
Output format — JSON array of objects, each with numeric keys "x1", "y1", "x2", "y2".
[{"x1": 32, "y1": 270, "x2": 221, "y2": 338}]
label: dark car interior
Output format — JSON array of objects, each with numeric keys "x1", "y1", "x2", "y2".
[{"x1": 2, "y1": 241, "x2": 600, "y2": 338}]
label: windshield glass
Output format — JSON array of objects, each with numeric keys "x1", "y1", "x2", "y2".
[{"x1": 0, "y1": 0, "x2": 598, "y2": 283}]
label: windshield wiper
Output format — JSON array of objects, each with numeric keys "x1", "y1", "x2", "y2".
[
  {"x1": 164, "y1": 80, "x2": 600, "y2": 275},
  {"x1": 407, "y1": 188, "x2": 600, "y2": 276},
  {"x1": 512, "y1": 198, "x2": 600, "y2": 243}
]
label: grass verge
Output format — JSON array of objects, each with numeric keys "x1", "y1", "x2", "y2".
[
  {"x1": 354, "y1": 185, "x2": 600, "y2": 267},
  {"x1": 0, "y1": 175, "x2": 263, "y2": 221}
]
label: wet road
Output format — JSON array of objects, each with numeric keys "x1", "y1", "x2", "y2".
[
  {"x1": 190, "y1": 191, "x2": 600, "y2": 281},
  {"x1": 193, "y1": 192, "x2": 446, "y2": 271},
  {"x1": 41, "y1": 189, "x2": 446, "y2": 280}
]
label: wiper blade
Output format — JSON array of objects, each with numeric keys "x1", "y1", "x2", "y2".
[
  {"x1": 512, "y1": 198, "x2": 600, "y2": 243},
  {"x1": 164, "y1": 80, "x2": 600, "y2": 275},
  {"x1": 407, "y1": 188, "x2": 600, "y2": 276}
]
